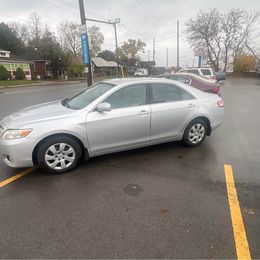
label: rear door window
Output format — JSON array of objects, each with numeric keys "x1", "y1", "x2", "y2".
[
  {"x1": 150, "y1": 83, "x2": 194, "y2": 103},
  {"x1": 200, "y1": 69, "x2": 211, "y2": 76}
]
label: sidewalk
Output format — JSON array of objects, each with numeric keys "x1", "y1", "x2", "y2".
[{"x1": 0, "y1": 80, "x2": 82, "y2": 89}]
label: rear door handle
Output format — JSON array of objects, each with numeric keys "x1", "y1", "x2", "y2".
[
  {"x1": 187, "y1": 103, "x2": 196, "y2": 108},
  {"x1": 138, "y1": 110, "x2": 149, "y2": 115}
]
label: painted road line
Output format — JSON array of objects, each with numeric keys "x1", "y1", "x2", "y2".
[
  {"x1": 0, "y1": 167, "x2": 37, "y2": 188},
  {"x1": 224, "y1": 164, "x2": 251, "y2": 260}
]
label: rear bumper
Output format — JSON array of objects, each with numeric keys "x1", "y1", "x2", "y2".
[{"x1": 0, "y1": 138, "x2": 35, "y2": 168}]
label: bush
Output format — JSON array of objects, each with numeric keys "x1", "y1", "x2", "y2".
[
  {"x1": 0, "y1": 65, "x2": 10, "y2": 80},
  {"x1": 67, "y1": 64, "x2": 84, "y2": 78},
  {"x1": 15, "y1": 67, "x2": 25, "y2": 80}
]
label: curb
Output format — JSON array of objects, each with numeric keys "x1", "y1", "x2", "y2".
[{"x1": 0, "y1": 81, "x2": 81, "y2": 90}]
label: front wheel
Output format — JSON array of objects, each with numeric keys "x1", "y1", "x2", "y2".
[
  {"x1": 182, "y1": 119, "x2": 208, "y2": 147},
  {"x1": 37, "y1": 136, "x2": 82, "y2": 174}
]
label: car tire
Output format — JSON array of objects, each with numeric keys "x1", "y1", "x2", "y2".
[
  {"x1": 37, "y1": 136, "x2": 82, "y2": 174},
  {"x1": 182, "y1": 118, "x2": 208, "y2": 147}
]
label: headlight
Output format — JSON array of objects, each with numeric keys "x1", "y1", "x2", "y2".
[{"x1": 2, "y1": 129, "x2": 33, "y2": 140}]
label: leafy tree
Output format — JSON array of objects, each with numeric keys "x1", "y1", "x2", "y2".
[
  {"x1": 0, "y1": 65, "x2": 10, "y2": 80},
  {"x1": 15, "y1": 67, "x2": 25, "y2": 80},
  {"x1": 67, "y1": 64, "x2": 84, "y2": 78},
  {"x1": 36, "y1": 30, "x2": 70, "y2": 78},
  {"x1": 118, "y1": 39, "x2": 146, "y2": 67},
  {"x1": 98, "y1": 50, "x2": 116, "y2": 61},
  {"x1": 0, "y1": 23, "x2": 25, "y2": 55},
  {"x1": 88, "y1": 25, "x2": 104, "y2": 57},
  {"x1": 234, "y1": 54, "x2": 256, "y2": 72}
]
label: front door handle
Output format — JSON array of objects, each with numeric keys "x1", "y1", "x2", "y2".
[
  {"x1": 138, "y1": 110, "x2": 149, "y2": 115},
  {"x1": 187, "y1": 103, "x2": 196, "y2": 108}
]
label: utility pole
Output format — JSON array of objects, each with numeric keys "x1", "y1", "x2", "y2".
[
  {"x1": 148, "y1": 50, "x2": 150, "y2": 61},
  {"x1": 153, "y1": 38, "x2": 155, "y2": 63},
  {"x1": 85, "y1": 17, "x2": 120, "y2": 78},
  {"x1": 177, "y1": 20, "x2": 179, "y2": 69},
  {"x1": 166, "y1": 48, "x2": 168, "y2": 68},
  {"x1": 113, "y1": 19, "x2": 120, "y2": 77},
  {"x1": 79, "y1": 0, "x2": 92, "y2": 86}
]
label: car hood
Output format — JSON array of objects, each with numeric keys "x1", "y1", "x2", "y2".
[{"x1": 2, "y1": 101, "x2": 74, "y2": 128}]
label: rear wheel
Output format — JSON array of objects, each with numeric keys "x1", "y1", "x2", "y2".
[
  {"x1": 183, "y1": 119, "x2": 208, "y2": 147},
  {"x1": 37, "y1": 136, "x2": 82, "y2": 174}
]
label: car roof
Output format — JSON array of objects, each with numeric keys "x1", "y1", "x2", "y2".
[
  {"x1": 101, "y1": 77, "x2": 206, "y2": 98},
  {"x1": 102, "y1": 77, "x2": 174, "y2": 85},
  {"x1": 180, "y1": 67, "x2": 213, "y2": 70}
]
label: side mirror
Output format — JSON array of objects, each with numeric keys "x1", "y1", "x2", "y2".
[{"x1": 96, "y1": 102, "x2": 111, "y2": 112}]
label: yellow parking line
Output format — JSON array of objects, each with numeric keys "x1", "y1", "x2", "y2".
[
  {"x1": 0, "y1": 167, "x2": 37, "y2": 188},
  {"x1": 224, "y1": 164, "x2": 251, "y2": 260}
]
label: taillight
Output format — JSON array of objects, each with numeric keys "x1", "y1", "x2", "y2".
[
  {"x1": 212, "y1": 86, "x2": 220, "y2": 93},
  {"x1": 210, "y1": 75, "x2": 217, "y2": 80},
  {"x1": 217, "y1": 100, "x2": 224, "y2": 107}
]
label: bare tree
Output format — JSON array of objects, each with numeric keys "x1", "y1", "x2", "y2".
[
  {"x1": 58, "y1": 23, "x2": 104, "y2": 58},
  {"x1": 186, "y1": 9, "x2": 259, "y2": 72},
  {"x1": 245, "y1": 41, "x2": 260, "y2": 62},
  {"x1": 186, "y1": 9, "x2": 222, "y2": 71},
  {"x1": 59, "y1": 21, "x2": 81, "y2": 56},
  {"x1": 28, "y1": 13, "x2": 44, "y2": 46},
  {"x1": 8, "y1": 22, "x2": 30, "y2": 46},
  {"x1": 88, "y1": 25, "x2": 104, "y2": 57}
]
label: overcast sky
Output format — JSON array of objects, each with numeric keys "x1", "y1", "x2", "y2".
[{"x1": 1, "y1": 0, "x2": 260, "y2": 66}]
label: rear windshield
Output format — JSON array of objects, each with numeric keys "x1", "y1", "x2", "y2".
[
  {"x1": 62, "y1": 82, "x2": 115, "y2": 110},
  {"x1": 188, "y1": 69, "x2": 200, "y2": 75}
]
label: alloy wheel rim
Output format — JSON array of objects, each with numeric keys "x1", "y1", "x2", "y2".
[
  {"x1": 45, "y1": 143, "x2": 76, "y2": 170},
  {"x1": 188, "y1": 123, "x2": 205, "y2": 144}
]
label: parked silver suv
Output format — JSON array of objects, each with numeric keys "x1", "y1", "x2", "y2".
[
  {"x1": 179, "y1": 67, "x2": 217, "y2": 80},
  {"x1": 0, "y1": 78, "x2": 224, "y2": 174}
]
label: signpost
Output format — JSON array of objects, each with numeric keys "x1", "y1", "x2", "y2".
[
  {"x1": 79, "y1": 0, "x2": 92, "y2": 86},
  {"x1": 193, "y1": 47, "x2": 207, "y2": 68},
  {"x1": 80, "y1": 31, "x2": 90, "y2": 65},
  {"x1": 79, "y1": 24, "x2": 92, "y2": 86}
]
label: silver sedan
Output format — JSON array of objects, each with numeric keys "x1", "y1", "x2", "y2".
[{"x1": 0, "y1": 78, "x2": 224, "y2": 174}]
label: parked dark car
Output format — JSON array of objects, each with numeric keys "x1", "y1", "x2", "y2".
[{"x1": 158, "y1": 73, "x2": 221, "y2": 95}]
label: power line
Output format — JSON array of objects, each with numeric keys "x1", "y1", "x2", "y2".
[
  {"x1": 42, "y1": 0, "x2": 108, "y2": 20},
  {"x1": 137, "y1": 0, "x2": 165, "y2": 27},
  {"x1": 42, "y1": 0, "x2": 78, "y2": 14}
]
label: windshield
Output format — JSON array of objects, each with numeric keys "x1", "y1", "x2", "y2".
[{"x1": 62, "y1": 82, "x2": 115, "y2": 110}]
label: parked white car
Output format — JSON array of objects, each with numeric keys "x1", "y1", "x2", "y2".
[
  {"x1": 134, "y1": 68, "x2": 148, "y2": 77},
  {"x1": 179, "y1": 67, "x2": 217, "y2": 80}
]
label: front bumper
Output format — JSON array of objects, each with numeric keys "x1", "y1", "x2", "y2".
[{"x1": 0, "y1": 137, "x2": 35, "y2": 168}]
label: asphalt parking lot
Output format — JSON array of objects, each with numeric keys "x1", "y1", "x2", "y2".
[{"x1": 0, "y1": 78, "x2": 259, "y2": 258}]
